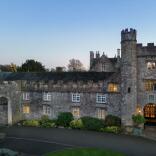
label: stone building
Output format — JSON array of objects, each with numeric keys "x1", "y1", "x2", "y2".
[{"x1": 0, "y1": 28, "x2": 156, "y2": 126}]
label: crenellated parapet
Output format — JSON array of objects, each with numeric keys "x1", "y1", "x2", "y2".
[{"x1": 121, "y1": 28, "x2": 137, "y2": 42}]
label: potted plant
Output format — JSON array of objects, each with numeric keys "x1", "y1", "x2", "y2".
[{"x1": 132, "y1": 114, "x2": 146, "y2": 136}]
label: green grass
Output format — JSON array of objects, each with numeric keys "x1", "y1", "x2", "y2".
[{"x1": 44, "y1": 148, "x2": 126, "y2": 156}]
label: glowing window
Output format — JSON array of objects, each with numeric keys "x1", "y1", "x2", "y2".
[
  {"x1": 108, "y1": 83, "x2": 118, "y2": 92},
  {"x1": 72, "y1": 93, "x2": 80, "y2": 103},
  {"x1": 72, "y1": 107, "x2": 80, "y2": 118},
  {"x1": 96, "y1": 94, "x2": 107, "y2": 103},
  {"x1": 147, "y1": 62, "x2": 156, "y2": 69},
  {"x1": 23, "y1": 105, "x2": 30, "y2": 114},
  {"x1": 96, "y1": 108, "x2": 106, "y2": 119}
]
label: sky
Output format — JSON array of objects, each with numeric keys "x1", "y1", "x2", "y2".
[{"x1": 0, "y1": 0, "x2": 156, "y2": 69}]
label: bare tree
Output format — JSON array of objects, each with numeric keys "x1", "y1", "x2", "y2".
[{"x1": 67, "y1": 59, "x2": 85, "y2": 71}]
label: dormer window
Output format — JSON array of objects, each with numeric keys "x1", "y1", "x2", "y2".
[{"x1": 147, "y1": 62, "x2": 156, "y2": 69}]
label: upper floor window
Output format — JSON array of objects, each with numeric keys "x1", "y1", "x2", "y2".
[
  {"x1": 147, "y1": 62, "x2": 156, "y2": 70},
  {"x1": 43, "y1": 105, "x2": 51, "y2": 115},
  {"x1": 23, "y1": 105, "x2": 30, "y2": 114},
  {"x1": 23, "y1": 92, "x2": 30, "y2": 101},
  {"x1": 72, "y1": 107, "x2": 80, "y2": 118},
  {"x1": 108, "y1": 83, "x2": 118, "y2": 92},
  {"x1": 72, "y1": 93, "x2": 80, "y2": 103},
  {"x1": 144, "y1": 80, "x2": 156, "y2": 91},
  {"x1": 43, "y1": 92, "x2": 51, "y2": 101},
  {"x1": 96, "y1": 94, "x2": 107, "y2": 103},
  {"x1": 148, "y1": 94, "x2": 155, "y2": 103}
]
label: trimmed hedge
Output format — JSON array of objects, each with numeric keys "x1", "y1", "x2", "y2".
[
  {"x1": 80, "y1": 116, "x2": 104, "y2": 131},
  {"x1": 57, "y1": 112, "x2": 74, "y2": 127},
  {"x1": 70, "y1": 119, "x2": 84, "y2": 129},
  {"x1": 39, "y1": 115, "x2": 56, "y2": 128},
  {"x1": 105, "y1": 115, "x2": 121, "y2": 127},
  {"x1": 23, "y1": 119, "x2": 39, "y2": 127},
  {"x1": 100, "y1": 126, "x2": 122, "y2": 134}
]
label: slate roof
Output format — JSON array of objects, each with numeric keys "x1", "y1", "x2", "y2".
[{"x1": 0, "y1": 72, "x2": 117, "y2": 81}]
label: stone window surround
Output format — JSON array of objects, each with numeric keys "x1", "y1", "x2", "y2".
[
  {"x1": 96, "y1": 93, "x2": 107, "y2": 103},
  {"x1": 72, "y1": 93, "x2": 80, "y2": 103}
]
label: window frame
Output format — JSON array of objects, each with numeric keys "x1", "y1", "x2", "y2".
[
  {"x1": 96, "y1": 108, "x2": 106, "y2": 119},
  {"x1": 107, "y1": 83, "x2": 118, "y2": 92},
  {"x1": 72, "y1": 93, "x2": 80, "y2": 103},
  {"x1": 23, "y1": 105, "x2": 30, "y2": 114},
  {"x1": 96, "y1": 93, "x2": 107, "y2": 104},
  {"x1": 43, "y1": 92, "x2": 52, "y2": 101},
  {"x1": 72, "y1": 107, "x2": 80, "y2": 118},
  {"x1": 43, "y1": 105, "x2": 51, "y2": 115},
  {"x1": 22, "y1": 92, "x2": 30, "y2": 101}
]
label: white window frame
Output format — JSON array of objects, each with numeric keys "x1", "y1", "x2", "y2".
[
  {"x1": 22, "y1": 92, "x2": 30, "y2": 101},
  {"x1": 43, "y1": 105, "x2": 51, "y2": 115},
  {"x1": 43, "y1": 92, "x2": 51, "y2": 101},
  {"x1": 148, "y1": 94, "x2": 155, "y2": 103},
  {"x1": 72, "y1": 93, "x2": 80, "y2": 103},
  {"x1": 147, "y1": 61, "x2": 156, "y2": 70},
  {"x1": 72, "y1": 107, "x2": 80, "y2": 118},
  {"x1": 96, "y1": 93, "x2": 107, "y2": 103},
  {"x1": 96, "y1": 108, "x2": 106, "y2": 119}
]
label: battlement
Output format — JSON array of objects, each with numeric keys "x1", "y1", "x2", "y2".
[
  {"x1": 121, "y1": 28, "x2": 137, "y2": 42},
  {"x1": 137, "y1": 43, "x2": 156, "y2": 49}
]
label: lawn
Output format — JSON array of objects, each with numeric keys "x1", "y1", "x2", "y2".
[{"x1": 44, "y1": 148, "x2": 126, "y2": 156}]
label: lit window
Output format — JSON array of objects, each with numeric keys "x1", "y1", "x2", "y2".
[
  {"x1": 43, "y1": 105, "x2": 51, "y2": 115},
  {"x1": 43, "y1": 92, "x2": 51, "y2": 101},
  {"x1": 147, "y1": 62, "x2": 156, "y2": 69},
  {"x1": 72, "y1": 93, "x2": 80, "y2": 103},
  {"x1": 72, "y1": 107, "x2": 80, "y2": 118},
  {"x1": 96, "y1": 108, "x2": 106, "y2": 119},
  {"x1": 148, "y1": 94, "x2": 155, "y2": 103},
  {"x1": 23, "y1": 92, "x2": 30, "y2": 101},
  {"x1": 108, "y1": 83, "x2": 118, "y2": 92},
  {"x1": 96, "y1": 94, "x2": 107, "y2": 103},
  {"x1": 23, "y1": 105, "x2": 30, "y2": 114},
  {"x1": 144, "y1": 80, "x2": 156, "y2": 91}
]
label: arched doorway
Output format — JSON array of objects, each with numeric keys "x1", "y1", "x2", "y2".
[
  {"x1": 0, "y1": 97, "x2": 8, "y2": 125},
  {"x1": 144, "y1": 104, "x2": 156, "y2": 124}
]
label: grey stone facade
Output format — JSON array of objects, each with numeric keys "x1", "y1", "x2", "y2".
[{"x1": 0, "y1": 28, "x2": 156, "y2": 126}]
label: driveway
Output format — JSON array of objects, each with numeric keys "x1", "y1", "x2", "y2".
[{"x1": 1, "y1": 126, "x2": 156, "y2": 156}]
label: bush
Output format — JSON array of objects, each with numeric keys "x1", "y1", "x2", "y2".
[
  {"x1": 105, "y1": 115, "x2": 121, "y2": 127},
  {"x1": 132, "y1": 114, "x2": 146, "y2": 125},
  {"x1": 23, "y1": 119, "x2": 39, "y2": 127},
  {"x1": 57, "y1": 112, "x2": 74, "y2": 127},
  {"x1": 100, "y1": 126, "x2": 122, "y2": 134},
  {"x1": 80, "y1": 116, "x2": 105, "y2": 131},
  {"x1": 70, "y1": 119, "x2": 84, "y2": 129},
  {"x1": 39, "y1": 115, "x2": 56, "y2": 128},
  {"x1": 0, "y1": 148, "x2": 18, "y2": 156}
]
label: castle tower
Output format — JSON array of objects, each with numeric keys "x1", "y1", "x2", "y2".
[
  {"x1": 90, "y1": 51, "x2": 94, "y2": 69},
  {"x1": 121, "y1": 28, "x2": 137, "y2": 126}
]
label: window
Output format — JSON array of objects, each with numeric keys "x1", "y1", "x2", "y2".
[
  {"x1": 108, "y1": 83, "x2": 118, "y2": 92},
  {"x1": 102, "y1": 63, "x2": 106, "y2": 71},
  {"x1": 23, "y1": 105, "x2": 30, "y2": 114},
  {"x1": 43, "y1": 92, "x2": 51, "y2": 101},
  {"x1": 96, "y1": 108, "x2": 106, "y2": 119},
  {"x1": 22, "y1": 92, "x2": 30, "y2": 101},
  {"x1": 43, "y1": 105, "x2": 51, "y2": 115},
  {"x1": 144, "y1": 80, "x2": 156, "y2": 91},
  {"x1": 147, "y1": 62, "x2": 156, "y2": 69},
  {"x1": 96, "y1": 94, "x2": 107, "y2": 103},
  {"x1": 72, "y1": 93, "x2": 80, "y2": 103},
  {"x1": 148, "y1": 94, "x2": 155, "y2": 103},
  {"x1": 72, "y1": 107, "x2": 80, "y2": 118}
]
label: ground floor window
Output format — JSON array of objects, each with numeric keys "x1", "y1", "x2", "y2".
[
  {"x1": 72, "y1": 107, "x2": 80, "y2": 118},
  {"x1": 96, "y1": 108, "x2": 106, "y2": 119},
  {"x1": 23, "y1": 105, "x2": 30, "y2": 114},
  {"x1": 43, "y1": 105, "x2": 51, "y2": 115}
]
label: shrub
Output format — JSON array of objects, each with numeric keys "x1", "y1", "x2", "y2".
[
  {"x1": 70, "y1": 119, "x2": 84, "y2": 129},
  {"x1": 0, "y1": 148, "x2": 18, "y2": 156},
  {"x1": 132, "y1": 114, "x2": 146, "y2": 125},
  {"x1": 57, "y1": 112, "x2": 74, "y2": 127},
  {"x1": 80, "y1": 116, "x2": 105, "y2": 131},
  {"x1": 23, "y1": 119, "x2": 39, "y2": 127},
  {"x1": 39, "y1": 115, "x2": 55, "y2": 128},
  {"x1": 100, "y1": 126, "x2": 122, "y2": 134},
  {"x1": 105, "y1": 115, "x2": 121, "y2": 127}
]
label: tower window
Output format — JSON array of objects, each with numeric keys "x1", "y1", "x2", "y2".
[
  {"x1": 108, "y1": 83, "x2": 118, "y2": 92},
  {"x1": 147, "y1": 62, "x2": 156, "y2": 69},
  {"x1": 128, "y1": 87, "x2": 131, "y2": 93}
]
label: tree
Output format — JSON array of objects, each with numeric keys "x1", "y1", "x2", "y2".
[
  {"x1": 0, "y1": 63, "x2": 17, "y2": 72},
  {"x1": 17, "y1": 59, "x2": 46, "y2": 72},
  {"x1": 67, "y1": 59, "x2": 85, "y2": 71}
]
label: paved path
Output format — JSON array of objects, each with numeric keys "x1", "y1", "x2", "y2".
[{"x1": 1, "y1": 126, "x2": 156, "y2": 156}]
